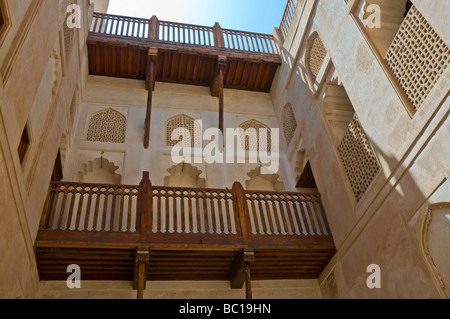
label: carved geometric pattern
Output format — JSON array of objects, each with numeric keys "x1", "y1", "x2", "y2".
[
  {"x1": 282, "y1": 104, "x2": 297, "y2": 145},
  {"x1": 385, "y1": 5, "x2": 449, "y2": 111},
  {"x1": 306, "y1": 32, "x2": 327, "y2": 81},
  {"x1": 239, "y1": 120, "x2": 272, "y2": 152},
  {"x1": 166, "y1": 115, "x2": 201, "y2": 148},
  {"x1": 338, "y1": 114, "x2": 380, "y2": 202},
  {"x1": 86, "y1": 109, "x2": 126, "y2": 143}
]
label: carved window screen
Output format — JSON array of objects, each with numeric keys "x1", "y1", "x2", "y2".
[
  {"x1": 306, "y1": 32, "x2": 327, "y2": 81},
  {"x1": 385, "y1": 5, "x2": 449, "y2": 111},
  {"x1": 239, "y1": 120, "x2": 272, "y2": 152},
  {"x1": 338, "y1": 115, "x2": 380, "y2": 202},
  {"x1": 86, "y1": 109, "x2": 126, "y2": 143},
  {"x1": 282, "y1": 104, "x2": 297, "y2": 145},
  {"x1": 166, "y1": 115, "x2": 201, "y2": 148}
]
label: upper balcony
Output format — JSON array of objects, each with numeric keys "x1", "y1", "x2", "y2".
[
  {"x1": 35, "y1": 172, "x2": 335, "y2": 297},
  {"x1": 87, "y1": 13, "x2": 282, "y2": 93}
]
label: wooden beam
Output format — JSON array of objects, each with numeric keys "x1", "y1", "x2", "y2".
[
  {"x1": 230, "y1": 249, "x2": 255, "y2": 291},
  {"x1": 144, "y1": 48, "x2": 158, "y2": 149},
  {"x1": 133, "y1": 246, "x2": 150, "y2": 299},
  {"x1": 210, "y1": 56, "x2": 227, "y2": 133}
]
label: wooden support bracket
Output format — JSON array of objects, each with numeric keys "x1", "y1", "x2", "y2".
[
  {"x1": 230, "y1": 249, "x2": 255, "y2": 299},
  {"x1": 133, "y1": 246, "x2": 150, "y2": 300}
]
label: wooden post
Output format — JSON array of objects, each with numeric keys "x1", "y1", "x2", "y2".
[
  {"x1": 218, "y1": 59, "x2": 225, "y2": 134},
  {"x1": 133, "y1": 246, "x2": 150, "y2": 299},
  {"x1": 149, "y1": 15, "x2": 159, "y2": 39},
  {"x1": 232, "y1": 182, "x2": 250, "y2": 245},
  {"x1": 230, "y1": 249, "x2": 255, "y2": 294},
  {"x1": 139, "y1": 172, "x2": 152, "y2": 242},
  {"x1": 213, "y1": 22, "x2": 225, "y2": 48},
  {"x1": 144, "y1": 48, "x2": 158, "y2": 149},
  {"x1": 245, "y1": 263, "x2": 253, "y2": 300}
]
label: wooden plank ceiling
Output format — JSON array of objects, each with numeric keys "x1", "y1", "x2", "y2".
[
  {"x1": 87, "y1": 35, "x2": 281, "y2": 92},
  {"x1": 35, "y1": 246, "x2": 335, "y2": 282}
]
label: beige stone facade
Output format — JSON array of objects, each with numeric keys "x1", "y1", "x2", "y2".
[{"x1": 0, "y1": 0, "x2": 448, "y2": 299}]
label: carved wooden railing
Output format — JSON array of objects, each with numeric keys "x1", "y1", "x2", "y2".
[
  {"x1": 222, "y1": 28, "x2": 278, "y2": 54},
  {"x1": 40, "y1": 182, "x2": 139, "y2": 233},
  {"x1": 279, "y1": 0, "x2": 299, "y2": 39},
  {"x1": 90, "y1": 12, "x2": 278, "y2": 55},
  {"x1": 39, "y1": 172, "x2": 332, "y2": 247}
]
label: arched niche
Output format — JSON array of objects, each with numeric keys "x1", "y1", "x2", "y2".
[
  {"x1": 77, "y1": 157, "x2": 122, "y2": 185},
  {"x1": 421, "y1": 203, "x2": 450, "y2": 298},
  {"x1": 245, "y1": 166, "x2": 284, "y2": 192},
  {"x1": 164, "y1": 162, "x2": 206, "y2": 188}
]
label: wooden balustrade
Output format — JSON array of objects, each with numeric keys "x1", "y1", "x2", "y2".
[
  {"x1": 245, "y1": 191, "x2": 329, "y2": 236},
  {"x1": 39, "y1": 173, "x2": 331, "y2": 247},
  {"x1": 222, "y1": 29, "x2": 278, "y2": 54},
  {"x1": 40, "y1": 182, "x2": 139, "y2": 233},
  {"x1": 90, "y1": 12, "x2": 278, "y2": 55},
  {"x1": 158, "y1": 20, "x2": 215, "y2": 46},
  {"x1": 280, "y1": 0, "x2": 298, "y2": 39}
]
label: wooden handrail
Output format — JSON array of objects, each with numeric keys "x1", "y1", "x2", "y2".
[
  {"x1": 90, "y1": 12, "x2": 278, "y2": 54},
  {"x1": 39, "y1": 172, "x2": 331, "y2": 244}
]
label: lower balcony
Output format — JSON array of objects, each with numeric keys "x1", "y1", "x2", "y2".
[{"x1": 35, "y1": 172, "x2": 335, "y2": 297}]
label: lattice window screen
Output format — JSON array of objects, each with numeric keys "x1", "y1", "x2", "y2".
[
  {"x1": 166, "y1": 115, "x2": 201, "y2": 148},
  {"x1": 306, "y1": 32, "x2": 327, "y2": 81},
  {"x1": 282, "y1": 104, "x2": 297, "y2": 145},
  {"x1": 338, "y1": 115, "x2": 380, "y2": 202},
  {"x1": 86, "y1": 109, "x2": 126, "y2": 143},
  {"x1": 239, "y1": 120, "x2": 272, "y2": 152},
  {"x1": 385, "y1": 5, "x2": 449, "y2": 111}
]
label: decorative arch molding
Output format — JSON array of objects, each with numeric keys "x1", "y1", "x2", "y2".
[
  {"x1": 281, "y1": 103, "x2": 297, "y2": 146},
  {"x1": 166, "y1": 114, "x2": 202, "y2": 148},
  {"x1": 77, "y1": 157, "x2": 122, "y2": 185},
  {"x1": 420, "y1": 202, "x2": 450, "y2": 299},
  {"x1": 245, "y1": 166, "x2": 284, "y2": 192},
  {"x1": 238, "y1": 119, "x2": 272, "y2": 152},
  {"x1": 164, "y1": 162, "x2": 206, "y2": 188},
  {"x1": 305, "y1": 32, "x2": 327, "y2": 82},
  {"x1": 86, "y1": 108, "x2": 126, "y2": 143}
]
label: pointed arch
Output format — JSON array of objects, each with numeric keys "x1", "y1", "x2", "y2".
[
  {"x1": 163, "y1": 162, "x2": 206, "y2": 188},
  {"x1": 166, "y1": 114, "x2": 201, "y2": 148},
  {"x1": 86, "y1": 108, "x2": 126, "y2": 143}
]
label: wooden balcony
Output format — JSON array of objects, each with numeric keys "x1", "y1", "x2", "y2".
[
  {"x1": 35, "y1": 172, "x2": 335, "y2": 296},
  {"x1": 87, "y1": 13, "x2": 281, "y2": 93}
]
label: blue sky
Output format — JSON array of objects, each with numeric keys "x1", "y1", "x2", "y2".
[{"x1": 107, "y1": 0, "x2": 288, "y2": 34}]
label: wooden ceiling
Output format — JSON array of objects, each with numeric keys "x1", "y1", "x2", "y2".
[{"x1": 87, "y1": 33, "x2": 281, "y2": 93}]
